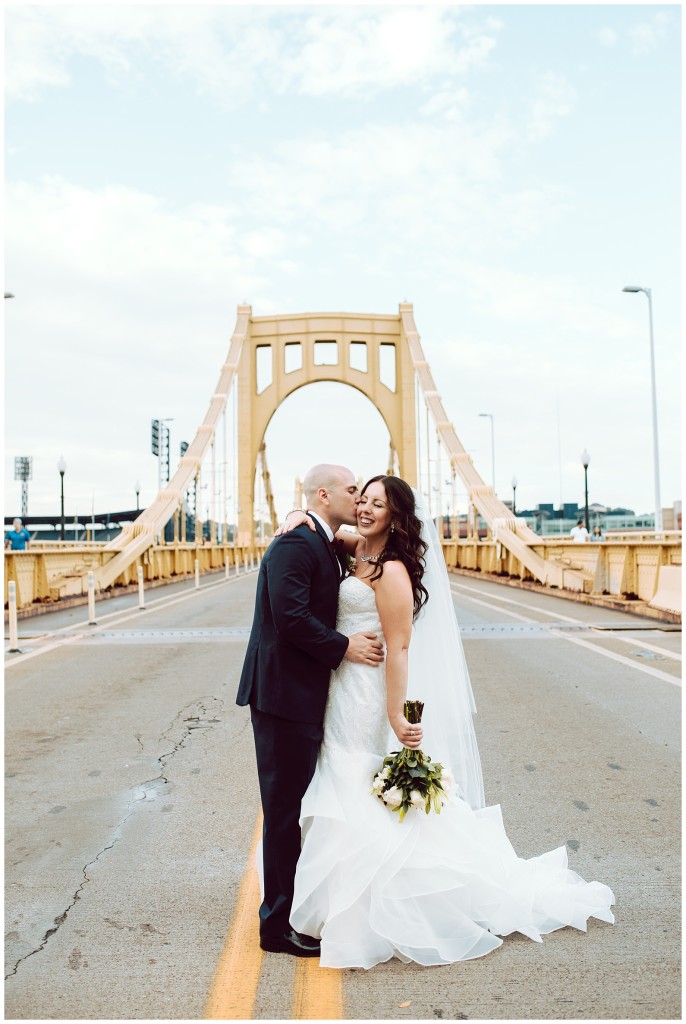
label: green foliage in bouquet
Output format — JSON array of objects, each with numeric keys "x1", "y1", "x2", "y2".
[{"x1": 371, "y1": 700, "x2": 453, "y2": 822}]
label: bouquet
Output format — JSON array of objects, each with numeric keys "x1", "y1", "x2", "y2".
[{"x1": 372, "y1": 700, "x2": 454, "y2": 822}]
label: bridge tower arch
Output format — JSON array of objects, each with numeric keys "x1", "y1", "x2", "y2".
[
  {"x1": 236, "y1": 308, "x2": 418, "y2": 542},
  {"x1": 94, "y1": 300, "x2": 568, "y2": 596}
]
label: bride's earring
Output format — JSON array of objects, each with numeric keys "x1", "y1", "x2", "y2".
[{"x1": 390, "y1": 523, "x2": 395, "y2": 532}]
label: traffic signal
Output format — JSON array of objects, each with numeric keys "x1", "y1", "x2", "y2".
[{"x1": 151, "y1": 419, "x2": 160, "y2": 455}]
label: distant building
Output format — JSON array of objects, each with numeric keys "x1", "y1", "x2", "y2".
[{"x1": 508, "y1": 498, "x2": 682, "y2": 535}]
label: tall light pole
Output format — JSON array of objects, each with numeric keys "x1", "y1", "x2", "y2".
[
  {"x1": 511, "y1": 474, "x2": 518, "y2": 515},
  {"x1": 622, "y1": 285, "x2": 662, "y2": 533},
  {"x1": 478, "y1": 412, "x2": 495, "y2": 492},
  {"x1": 57, "y1": 456, "x2": 67, "y2": 541},
  {"x1": 580, "y1": 449, "x2": 590, "y2": 532}
]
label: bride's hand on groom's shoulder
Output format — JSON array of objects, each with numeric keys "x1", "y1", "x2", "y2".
[{"x1": 274, "y1": 510, "x2": 314, "y2": 536}]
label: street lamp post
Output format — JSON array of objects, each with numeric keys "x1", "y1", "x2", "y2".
[
  {"x1": 622, "y1": 285, "x2": 662, "y2": 533},
  {"x1": 581, "y1": 449, "x2": 590, "y2": 532},
  {"x1": 57, "y1": 456, "x2": 67, "y2": 541},
  {"x1": 135, "y1": 480, "x2": 141, "y2": 511},
  {"x1": 478, "y1": 413, "x2": 495, "y2": 492},
  {"x1": 511, "y1": 475, "x2": 518, "y2": 515}
]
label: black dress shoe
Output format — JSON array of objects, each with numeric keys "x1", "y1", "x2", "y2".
[{"x1": 260, "y1": 928, "x2": 321, "y2": 957}]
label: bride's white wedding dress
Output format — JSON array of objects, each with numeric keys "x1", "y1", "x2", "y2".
[{"x1": 290, "y1": 575, "x2": 615, "y2": 969}]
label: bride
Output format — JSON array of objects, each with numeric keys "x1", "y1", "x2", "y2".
[{"x1": 281, "y1": 475, "x2": 614, "y2": 969}]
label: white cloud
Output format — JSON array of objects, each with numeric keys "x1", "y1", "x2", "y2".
[
  {"x1": 222, "y1": 116, "x2": 564, "y2": 262},
  {"x1": 420, "y1": 87, "x2": 471, "y2": 122},
  {"x1": 597, "y1": 27, "x2": 618, "y2": 48},
  {"x1": 628, "y1": 14, "x2": 670, "y2": 55},
  {"x1": 5, "y1": 5, "x2": 501, "y2": 105},
  {"x1": 527, "y1": 71, "x2": 576, "y2": 141},
  {"x1": 3, "y1": 175, "x2": 278, "y2": 511},
  {"x1": 594, "y1": 12, "x2": 674, "y2": 57}
]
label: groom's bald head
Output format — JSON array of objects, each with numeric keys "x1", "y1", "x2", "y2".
[
  {"x1": 303, "y1": 464, "x2": 353, "y2": 501},
  {"x1": 303, "y1": 464, "x2": 359, "y2": 530}
]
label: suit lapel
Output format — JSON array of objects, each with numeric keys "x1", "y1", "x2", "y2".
[{"x1": 308, "y1": 514, "x2": 342, "y2": 581}]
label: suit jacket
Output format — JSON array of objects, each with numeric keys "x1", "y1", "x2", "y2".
[{"x1": 236, "y1": 515, "x2": 349, "y2": 724}]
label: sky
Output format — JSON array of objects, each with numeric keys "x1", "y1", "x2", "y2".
[{"x1": 3, "y1": 2, "x2": 682, "y2": 526}]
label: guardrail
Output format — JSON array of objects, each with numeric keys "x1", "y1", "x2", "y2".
[
  {"x1": 539, "y1": 530, "x2": 682, "y2": 543},
  {"x1": 5, "y1": 534, "x2": 682, "y2": 618},
  {"x1": 4, "y1": 542, "x2": 267, "y2": 611},
  {"x1": 442, "y1": 534, "x2": 681, "y2": 615}
]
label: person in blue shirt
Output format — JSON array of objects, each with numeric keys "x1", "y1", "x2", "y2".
[{"x1": 5, "y1": 518, "x2": 31, "y2": 550}]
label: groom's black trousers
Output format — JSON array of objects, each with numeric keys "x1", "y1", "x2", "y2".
[{"x1": 250, "y1": 706, "x2": 324, "y2": 939}]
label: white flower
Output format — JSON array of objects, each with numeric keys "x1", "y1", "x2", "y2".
[
  {"x1": 409, "y1": 789, "x2": 425, "y2": 809},
  {"x1": 382, "y1": 785, "x2": 403, "y2": 809},
  {"x1": 440, "y1": 767, "x2": 454, "y2": 792},
  {"x1": 372, "y1": 774, "x2": 385, "y2": 794},
  {"x1": 380, "y1": 766, "x2": 391, "y2": 780}
]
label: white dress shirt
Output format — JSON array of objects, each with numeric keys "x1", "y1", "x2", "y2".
[{"x1": 307, "y1": 511, "x2": 335, "y2": 543}]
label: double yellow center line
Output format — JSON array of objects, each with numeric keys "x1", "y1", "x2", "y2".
[{"x1": 204, "y1": 814, "x2": 342, "y2": 1020}]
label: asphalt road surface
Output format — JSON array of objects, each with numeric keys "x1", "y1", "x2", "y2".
[{"x1": 4, "y1": 569, "x2": 681, "y2": 1020}]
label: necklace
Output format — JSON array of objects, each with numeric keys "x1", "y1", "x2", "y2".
[{"x1": 360, "y1": 549, "x2": 384, "y2": 563}]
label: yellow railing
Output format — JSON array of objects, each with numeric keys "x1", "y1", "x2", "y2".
[
  {"x1": 442, "y1": 534, "x2": 682, "y2": 612},
  {"x1": 6, "y1": 534, "x2": 681, "y2": 617},
  {"x1": 4, "y1": 542, "x2": 267, "y2": 611}
]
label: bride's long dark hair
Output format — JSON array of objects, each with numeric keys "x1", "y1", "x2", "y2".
[{"x1": 360, "y1": 475, "x2": 428, "y2": 619}]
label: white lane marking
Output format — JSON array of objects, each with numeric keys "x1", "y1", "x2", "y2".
[
  {"x1": 26, "y1": 570, "x2": 248, "y2": 636},
  {"x1": 451, "y1": 581, "x2": 681, "y2": 661},
  {"x1": 549, "y1": 630, "x2": 681, "y2": 688},
  {"x1": 4, "y1": 571, "x2": 257, "y2": 668},
  {"x1": 451, "y1": 586, "x2": 681, "y2": 687},
  {"x1": 451, "y1": 581, "x2": 583, "y2": 622},
  {"x1": 450, "y1": 589, "x2": 536, "y2": 624},
  {"x1": 602, "y1": 634, "x2": 682, "y2": 661}
]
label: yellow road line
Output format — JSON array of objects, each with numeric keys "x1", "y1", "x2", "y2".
[
  {"x1": 204, "y1": 810, "x2": 344, "y2": 1020},
  {"x1": 292, "y1": 959, "x2": 343, "y2": 1020},
  {"x1": 204, "y1": 814, "x2": 264, "y2": 1019}
]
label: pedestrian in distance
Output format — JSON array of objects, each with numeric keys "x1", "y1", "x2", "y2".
[
  {"x1": 570, "y1": 519, "x2": 589, "y2": 543},
  {"x1": 592, "y1": 525, "x2": 605, "y2": 542},
  {"x1": 5, "y1": 518, "x2": 31, "y2": 550}
]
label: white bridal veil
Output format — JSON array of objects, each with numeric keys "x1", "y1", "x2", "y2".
[{"x1": 406, "y1": 489, "x2": 485, "y2": 810}]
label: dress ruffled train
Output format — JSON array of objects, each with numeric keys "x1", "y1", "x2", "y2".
[
  {"x1": 290, "y1": 747, "x2": 615, "y2": 969},
  {"x1": 286, "y1": 575, "x2": 615, "y2": 969}
]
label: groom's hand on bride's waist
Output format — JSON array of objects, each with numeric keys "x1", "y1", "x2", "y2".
[{"x1": 343, "y1": 632, "x2": 384, "y2": 666}]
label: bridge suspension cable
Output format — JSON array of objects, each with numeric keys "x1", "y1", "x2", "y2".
[
  {"x1": 398, "y1": 304, "x2": 566, "y2": 589},
  {"x1": 95, "y1": 306, "x2": 252, "y2": 590},
  {"x1": 259, "y1": 442, "x2": 279, "y2": 535}
]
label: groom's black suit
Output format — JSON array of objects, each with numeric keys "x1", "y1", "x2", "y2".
[{"x1": 236, "y1": 515, "x2": 349, "y2": 939}]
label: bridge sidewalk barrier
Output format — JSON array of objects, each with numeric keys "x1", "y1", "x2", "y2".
[{"x1": 649, "y1": 565, "x2": 682, "y2": 616}]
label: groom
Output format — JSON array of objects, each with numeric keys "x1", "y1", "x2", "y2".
[{"x1": 236, "y1": 463, "x2": 384, "y2": 956}]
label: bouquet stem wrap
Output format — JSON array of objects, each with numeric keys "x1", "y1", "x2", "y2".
[{"x1": 372, "y1": 700, "x2": 454, "y2": 822}]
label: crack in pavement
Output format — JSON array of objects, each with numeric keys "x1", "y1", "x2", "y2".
[
  {"x1": 4, "y1": 802, "x2": 138, "y2": 981},
  {"x1": 154, "y1": 695, "x2": 224, "y2": 787},
  {"x1": 5, "y1": 695, "x2": 225, "y2": 981}
]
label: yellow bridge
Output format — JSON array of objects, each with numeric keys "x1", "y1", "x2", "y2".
[{"x1": 4, "y1": 303, "x2": 681, "y2": 620}]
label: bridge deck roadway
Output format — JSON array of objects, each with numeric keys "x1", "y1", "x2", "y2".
[{"x1": 4, "y1": 571, "x2": 681, "y2": 1021}]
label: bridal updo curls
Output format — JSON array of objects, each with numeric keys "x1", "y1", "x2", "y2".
[{"x1": 359, "y1": 475, "x2": 428, "y2": 619}]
